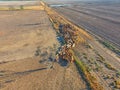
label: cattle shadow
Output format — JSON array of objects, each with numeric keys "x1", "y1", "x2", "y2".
[
  {"x1": 0, "y1": 68, "x2": 47, "y2": 78},
  {"x1": 58, "y1": 58, "x2": 69, "y2": 67}
]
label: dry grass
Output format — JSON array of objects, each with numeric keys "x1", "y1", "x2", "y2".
[
  {"x1": 104, "y1": 63, "x2": 116, "y2": 71},
  {"x1": 96, "y1": 53, "x2": 116, "y2": 71},
  {"x1": 71, "y1": 50, "x2": 104, "y2": 90},
  {"x1": 0, "y1": 5, "x2": 44, "y2": 11},
  {"x1": 24, "y1": 6, "x2": 44, "y2": 10},
  {"x1": 114, "y1": 78, "x2": 120, "y2": 89}
]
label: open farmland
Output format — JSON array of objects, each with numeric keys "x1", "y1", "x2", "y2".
[
  {"x1": 0, "y1": 10, "x2": 55, "y2": 62},
  {"x1": 53, "y1": 1, "x2": 120, "y2": 49},
  {"x1": 0, "y1": 4, "x2": 88, "y2": 90},
  {"x1": 0, "y1": 1, "x2": 120, "y2": 90}
]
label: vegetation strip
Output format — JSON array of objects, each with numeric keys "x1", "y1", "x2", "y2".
[
  {"x1": 0, "y1": 6, "x2": 44, "y2": 11},
  {"x1": 71, "y1": 50, "x2": 104, "y2": 90},
  {"x1": 99, "y1": 40, "x2": 120, "y2": 56}
]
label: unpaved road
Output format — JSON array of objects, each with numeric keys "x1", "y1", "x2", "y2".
[{"x1": 0, "y1": 10, "x2": 87, "y2": 90}]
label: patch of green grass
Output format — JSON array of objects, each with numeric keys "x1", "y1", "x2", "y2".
[
  {"x1": 104, "y1": 62, "x2": 116, "y2": 71},
  {"x1": 85, "y1": 43, "x2": 93, "y2": 49},
  {"x1": 99, "y1": 40, "x2": 120, "y2": 55},
  {"x1": 95, "y1": 62, "x2": 102, "y2": 72},
  {"x1": 82, "y1": 53, "x2": 88, "y2": 59},
  {"x1": 97, "y1": 53, "x2": 105, "y2": 62},
  {"x1": 20, "y1": 5, "x2": 24, "y2": 10},
  {"x1": 96, "y1": 53, "x2": 116, "y2": 71},
  {"x1": 74, "y1": 56, "x2": 86, "y2": 72},
  {"x1": 116, "y1": 71, "x2": 120, "y2": 77}
]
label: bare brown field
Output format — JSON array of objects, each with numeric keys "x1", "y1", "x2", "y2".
[
  {"x1": 0, "y1": 10, "x2": 87, "y2": 90},
  {"x1": 0, "y1": 10, "x2": 57, "y2": 62}
]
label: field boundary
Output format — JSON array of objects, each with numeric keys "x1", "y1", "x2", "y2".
[{"x1": 0, "y1": 5, "x2": 44, "y2": 11}]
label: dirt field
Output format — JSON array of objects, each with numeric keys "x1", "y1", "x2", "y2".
[
  {"x1": 0, "y1": 10, "x2": 58, "y2": 62},
  {"x1": 0, "y1": 10, "x2": 87, "y2": 90},
  {"x1": 53, "y1": 2, "x2": 120, "y2": 49}
]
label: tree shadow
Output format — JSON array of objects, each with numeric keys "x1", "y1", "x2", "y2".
[
  {"x1": 0, "y1": 68, "x2": 47, "y2": 89},
  {"x1": 0, "y1": 68, "x2": 47, "y2": 78},
  {"x1": 14, "y1": 68, "x2": 47, "y2": 76},
  {"x1": 20, "y1": 23, "x2": 42, "y2": 26}
]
